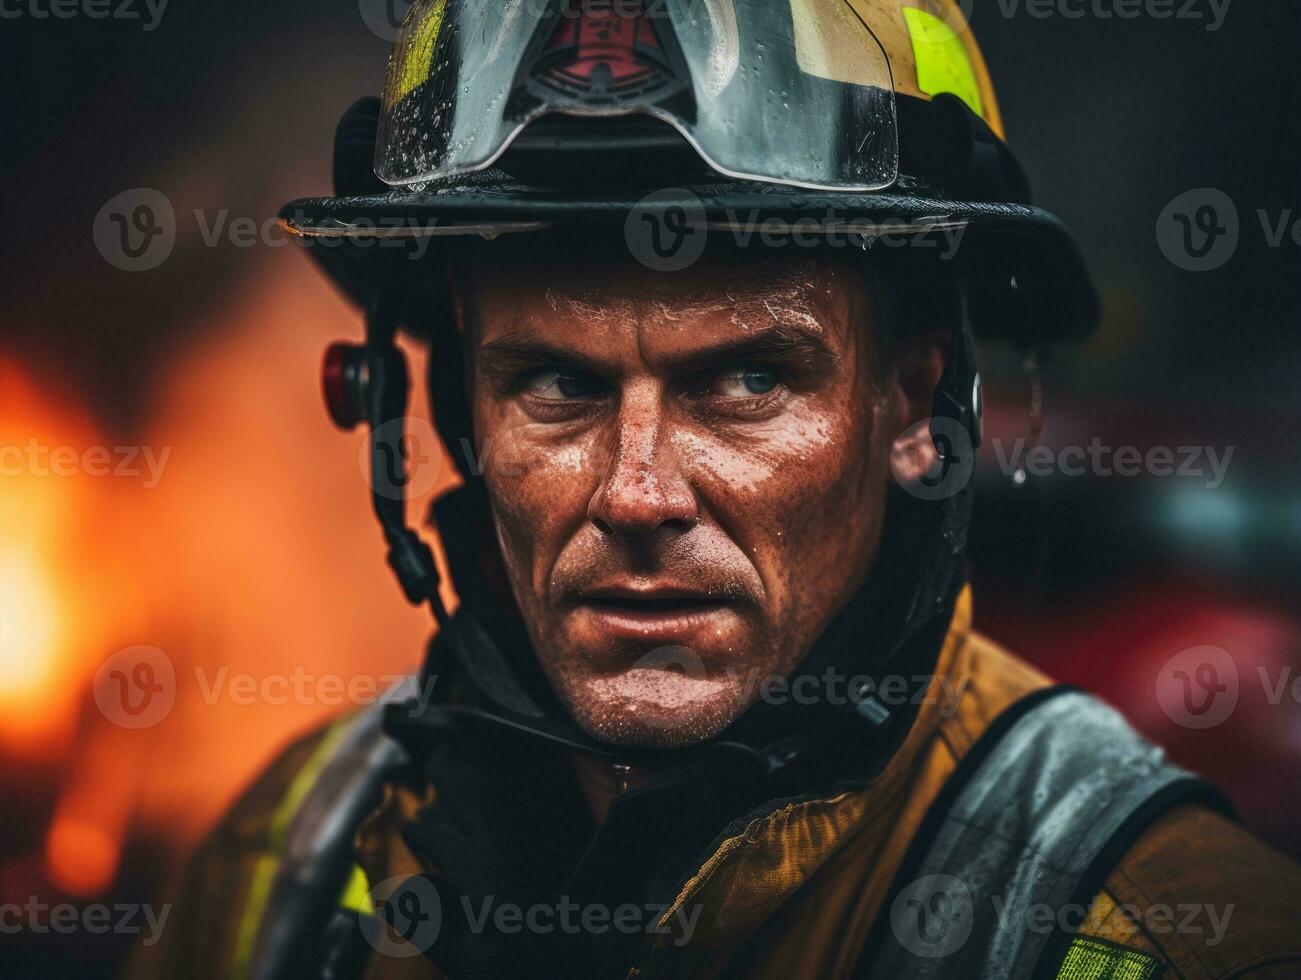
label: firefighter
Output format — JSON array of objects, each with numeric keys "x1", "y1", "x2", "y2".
[{"x1": 141, "y1": 1, "x2": 1301, "y2": 977}]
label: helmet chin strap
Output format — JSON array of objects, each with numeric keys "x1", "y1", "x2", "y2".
[
  {"x1": 324, "y1": 289, "x2": 551, "y2": 719},
  {"x1": 361, "y1": 289, "x2": 451, "y2": 628},
  {"x1": 931, "y1": 289, "x2": 984, "y2": 458}
]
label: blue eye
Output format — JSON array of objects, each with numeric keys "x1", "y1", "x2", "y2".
[
  {"x1": 710, "y1": 366, "x2": 780, "y2": 398},
  {"x1": 523, "y1": 369, "x2": 603, "y2": 400},
  {"x1": 556, "y1": 373, "x2": 597, "y2": 398},
  {"x1": 740, "y1": 369, "x2": 778, "y2": 395}
]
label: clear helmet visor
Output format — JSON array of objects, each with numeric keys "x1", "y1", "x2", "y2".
[{"x1": 375, "y1": 0, "x2": 898, "y2": 192}]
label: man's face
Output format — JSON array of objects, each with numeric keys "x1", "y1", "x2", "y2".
[{"x1": 459, "y1": 247, "x2": 928, "y2": 747}]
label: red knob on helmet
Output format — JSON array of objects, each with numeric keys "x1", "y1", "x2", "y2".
[{"x1": 322, "y1": 342, "x2": 368, "y2": 430}]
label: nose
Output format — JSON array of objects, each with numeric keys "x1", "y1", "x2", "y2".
[{"x1": 588, "y1": 386, "x2": 698, "y2": 537}]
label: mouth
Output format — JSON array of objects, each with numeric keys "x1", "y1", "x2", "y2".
[{"x1": 567, "y1": 585, "x2": 743, "y2": 646}]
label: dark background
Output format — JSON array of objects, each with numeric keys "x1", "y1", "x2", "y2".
[{"x1": 1, "y1": 2, "x2": 1299, "y2": 976}]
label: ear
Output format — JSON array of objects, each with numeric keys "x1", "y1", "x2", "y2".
[{"x1": 887, "y1": 326, "x2": 950, "y2": 487}]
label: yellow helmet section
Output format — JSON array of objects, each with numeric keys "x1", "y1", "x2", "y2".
[{"x1": 845, "y1": 0, "x2": 1006, "y2": 139}]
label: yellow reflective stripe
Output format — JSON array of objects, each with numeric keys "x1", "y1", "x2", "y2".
[
  {"x1": 1054, "y1": 936, "x2": 1163, "y2": 980},
  {"x1": 902, "y1": 6, "x2": 984, "y2": 119},
  {"x1": 228, "y1": 718, "x2": 357, "y2": 980},
  {"x1": 268, "y1": 721, "x2": 353, "y2": 851},
  {"x1": 954, "y1": 14, "x2": 1004, "y2": 138},
  {"x1": 337, "y1": 863, "x2": 375, "y2": 917},
  {"x1": 395, "y1": 0, "x2": 449, "y2": 103},
  {"x1": 230, "y1": 854, "x2": 280, "y2": 980}
]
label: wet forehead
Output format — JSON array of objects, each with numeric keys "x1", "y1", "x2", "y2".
[{"x1": 464, "y1": 250, "x2": 864, "y2": 358}]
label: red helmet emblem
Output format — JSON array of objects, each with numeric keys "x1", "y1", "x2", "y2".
[{"x1": 526, "y1": 0, "x2": 690, "y2": 106}]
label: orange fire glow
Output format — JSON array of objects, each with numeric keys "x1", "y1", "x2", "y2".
[
  {"x1": 5, "y1": 253, "x2": 456, "y2": 897},
  {"x1": 0, "y1": 360, "x2": 108, "y2": 756},
  {"x1": 45, "y1": 816, "x2": 123, "y2": 899}
]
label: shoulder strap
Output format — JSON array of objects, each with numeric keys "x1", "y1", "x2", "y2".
[
  {"x1": 240, "y1": 678, "x2": 414, "y2": 980},
  {"x1": 860, "y1": 686, "x2": 1229, "y2": 979}
]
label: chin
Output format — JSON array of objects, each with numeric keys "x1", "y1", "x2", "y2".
[{"x1": 558, "y1": 669, "x2": 754, "y2": 750}]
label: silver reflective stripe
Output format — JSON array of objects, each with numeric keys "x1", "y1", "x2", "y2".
[{"x1": 866, "y1": 690, "x2": 1204, "y2": 979}]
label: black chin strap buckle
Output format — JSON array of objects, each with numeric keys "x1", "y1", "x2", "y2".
[
  {"x1": 321, "y1": 288, "x2": 450, "y2": 625},
  {"x1": 324, "y1": 291, "x2": 550, "y2": 717},
  {"x1": 364, "y1": 294, "x2": 450, "y2": 625},
  {"x1": 931, "y1": 294, "x2": 984, "y2": 461}
]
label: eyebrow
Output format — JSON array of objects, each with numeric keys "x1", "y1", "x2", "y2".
[{"x1": 477, "y1": 321, "x2": 840, "y2": 383}]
